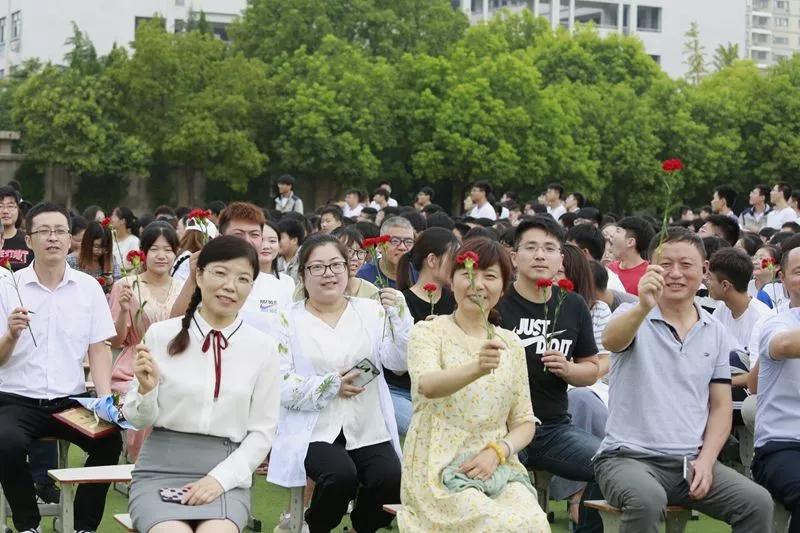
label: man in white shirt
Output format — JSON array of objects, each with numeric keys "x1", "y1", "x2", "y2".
[
  {"x1": 467, "y1": 180, "x2": 497, "y2": 220},
  {"x1": 368, "y1": 181, "x2": 397, "y2": 210},
  {"x1": 545, "y1": 182, "x2": 567, "y2": 221},
  {"x1": 706, "y1": 248, "x2": 772, "y2": 385},
  {"x1": 766, "y1": 182, "x2": 795, "y2": 229},
  {"x1": 342, "y1": 189, "x2": 364, "y2": 219},
  {"x1": 565, "y1": 191, "x2": 585, "y2": 213},
  {"x1": 369, "y1": 187, "x2": 390, "y2": 212},
  {"x1": 274, "y1": 174, "x2": 304, "y2": 215},
  {"x1": 566, "y1": 224, "x2": 626, "y2": 293},
  {"x1": 0, "y1": 202, "x2": 120, "y2": 533},
  {"x1": 739, "y1": 184, "x2": 771, "y2": 232}
]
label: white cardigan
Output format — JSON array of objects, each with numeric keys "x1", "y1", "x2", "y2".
[{"x1": 267, "y1": 296, "x2": 412, "y2": 488}]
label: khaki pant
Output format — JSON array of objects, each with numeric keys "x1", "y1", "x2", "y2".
[{"x1": 594, "y1": 450, "x2": 773, "y2": 533}]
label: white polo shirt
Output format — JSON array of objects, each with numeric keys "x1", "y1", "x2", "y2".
[{"x1": 0, "y1": 262, "x2": 116, "y2": 399}]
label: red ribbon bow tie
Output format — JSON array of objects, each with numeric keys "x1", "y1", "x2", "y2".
[{"x1": 201, "y1": 330, "x2": 229, "y2": 401}]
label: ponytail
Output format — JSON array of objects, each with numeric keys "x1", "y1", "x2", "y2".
[
  {"x1": 395, "y1": 251, "x2": 414, "y2": 291},
  {"x1": 167, "y1": 287, "x2": 201, "y2": 355}
]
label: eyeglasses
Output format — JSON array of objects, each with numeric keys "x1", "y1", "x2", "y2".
[
  {"x1": 30, "y1": 228, "x2": 70, "y2": 238},
  {"x1": 305, "y1": 261, "x2": 348, "y2": 277},
  {"x1": 0, "y1": 203, "x2": 18, "y2": 211},
  {"x1": 389, "y1": 237, "x2": 414, "y2": 248},
  {"x1": 201, "y1": 268, "x2": 254, "y2": 287},
  {"x1": 347, "y1": 248, "x2": 367, "y2": 260},
  {"x1": 518, "y1": 243, "x2": 562, "y2": 255}
]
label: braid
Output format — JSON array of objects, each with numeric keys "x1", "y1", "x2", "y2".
[{"x1": 168, "y1": 288, "x2": 202, "y2": 355}]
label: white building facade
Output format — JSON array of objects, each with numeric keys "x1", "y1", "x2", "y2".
[
  {"x1": 457, "y1": 0, "x2": 750, "y2": 78},
  {"x1": 748, "y1": 0, "x2": 800, "y2": 68},
  {"x1": 0, "y1": 0, "x2": 247, "y2": 76}
]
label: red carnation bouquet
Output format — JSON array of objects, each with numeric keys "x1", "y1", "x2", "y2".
[
  {"x1": 423, "y1": 282, "x2": 438, "y2": 316},
  {"x1": 653, "y1": 158, "x2": 683, "y2": 262},
  {"x1": 537, "y1": 277, "x2": 574, "y2": 372},
  {"x1": 187, "y1": 208, "x2": 213, "y2": 244}
]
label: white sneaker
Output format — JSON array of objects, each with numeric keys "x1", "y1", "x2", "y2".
[{"x1": 273, "y1": 512, "x2": 309, "y2": 533}]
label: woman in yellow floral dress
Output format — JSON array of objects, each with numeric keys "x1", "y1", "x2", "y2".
[{"x1": 399, "y1": 237, "x2": 550, "y2": 533}]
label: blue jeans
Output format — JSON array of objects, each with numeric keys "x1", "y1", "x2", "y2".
[
  {"x1": 387, "y1": 384, "x2": 411, "y2": 437},
  {"x1": 520, "y1": 419, "x2": 604, "y2": 533}
]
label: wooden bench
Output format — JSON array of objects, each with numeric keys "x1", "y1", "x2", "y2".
[
  {"x1": 584, "y1": 499, "x2": 691, "y2": 533},
  {"x1": 382, "y1": 503, "x2": 402, "y2": 516},
  {"x1": 48, "y1": 464, "x2": 134, "y2": 533},
  {"x1": 114, "y1": 513, "x2": 135, "y2": 532}
]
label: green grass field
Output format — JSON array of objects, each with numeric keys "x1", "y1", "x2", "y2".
[{"x1": 25, "y1": 449, "x2": 732, "y2": 532}]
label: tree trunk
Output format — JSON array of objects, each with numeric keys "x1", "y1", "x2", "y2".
[{"x1": 120, "y1": 172, "x2": 149, "y2": 213}]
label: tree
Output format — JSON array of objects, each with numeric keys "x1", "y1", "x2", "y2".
[
  {"x1": 683, "y1": 22, "x2": 707, "y2": 85},
  {"x1": 712, "y1": 43, "x2": 740, "y2": 71}
]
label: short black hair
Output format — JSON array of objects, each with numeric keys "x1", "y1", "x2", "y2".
[
  {"x1": 775, "y1": 182, "x2": 792, "y2": 201},
  {"x1": 70, "y1": 215, "x2": 89, "y2": 236},
  {"x1": 205, "y1": 200, "x2": 226, "y2": 216},
  {"x1": 422, "y1": 204, "x2": 443, "y2": 215},
  {"x1": 514, "y1": 215, "x2": 564, "y2": 249},
  {"x1": 589, "y1": 259, "x2": 608, "y2": 291},
  {"x1": 530, "y1": 203, "x2": 547, "y2": 214},
  {"x1": 709, "y1": 248, "x2": 752, "y2": 292},
  {"x1": 354, "y1": 220, "x2": 380, "y2": 239},
  {"x1": 706, "y1": 214, "x2": 741, "y2": 246},
  {"x1": 26, "y1": 201, "x2": 71, "y2": 232},
  {"x1": 617, "y1": 216, "x2": 656, "y2": 258},
  {"x1": 464, "y1": 226, "x2": 499, "y2": 241},
  {"x1": 277, "y1": 218, "x2": 306, "y2": 246},
  {"x1": 575, "y1": 207, "x2": 602, "y2": 225},
  {"x1": 770, "y1": 231, "x2": 794, "y2": 248},
  {"x1": 547, "y1": 183, "x2": 564, "y2": 198},
  {"x1": 559, "y1": 211, "x2": 577, "y2": 229},
  {"x1": 401, "y1": 210, "x2": 426, "y2": 233},
  {"x1": 319, "y1": 205, "x2": 343, "y2": 222},
  {"x1": 713, "y1": 185, "x2": 737, "y2": 209},
  {"x1": 503, "y1": 191, "x2": 517, "y2": 201},
  {"x1": 781, "y1": 221, "x2": 800, "y2": 234},
  {"x1": 471, "y1": 180, "x2": 492, "y2": 195},
  {"x1": 700, "y1": 205, "x2": 713, "y2": 215},
  {"x1": 372, "y1": 187, "x2": 390, "y2": 200},
  {"x1": 702, "y1": 236, "x2": 730, "y2": 259},
  {"x1": 426, "y1": 211, "x2": 454, "y2": 230},
  {"x1": 419, "y1": 186, "x2": 434, "y2": 199},
  {"x1": 569, "y1": 192, "x2": 586, "y2": 208},
  {"x1": 759, "y1": 226, "x2": 779, "y2": 241},
  {"x1": 567, "y1": 224, "x2": 606, "y2": 261},
  {"x1": 277, "y1": 174, "x2": 295, "y2": 188},
  {"x1": 738, "y1": 232, "x2": 762, "y2": 256},
  {"x1": 0, "y1": 185, "x2": 20, "y2": 205},
  {"x1": 780, "y1": 234, "x2": 800, "y2": 272},
  {"x1": 754, "y1": 184, "x2": 771, "y2": 200},
  {"x1": 648, "y1": 226, "x2": 707, "y2": 261}
]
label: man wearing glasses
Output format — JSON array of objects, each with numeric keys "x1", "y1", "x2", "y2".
[
  {"x1": 356, "y1": 217, "x2": 417, "y2": 289},
  {"x1": 0, "y1": 202, "x2": 121, "y2": 533},
  {"x1": 0, "y1": 185, "x2": 33, "y2": 271}
]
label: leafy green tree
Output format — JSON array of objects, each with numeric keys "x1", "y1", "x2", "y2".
[
  {"x1": 713, "y1": 43, "x2": 740, "y2": 71},
  {"x1": 683, "y1": 22, "x2": 707, "y2": 85}
]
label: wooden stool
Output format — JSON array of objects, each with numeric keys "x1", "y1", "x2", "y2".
[
  {"x1": 529, "y1": 470, "x2": 555, "y2": 523},
  {"x1": 584, "y1": 499, "x2": 691, "y2": 533},
  {"x1": 114, "y1": 513, "x2": 135, "y2": 532}
]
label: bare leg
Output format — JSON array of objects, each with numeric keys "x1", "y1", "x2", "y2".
[
  {"x1": 196, "y1": 519, "x2": 239, "y2": 532},
  {"x1": 148, "y1": 521, "x2": 194, "y2": 533}
]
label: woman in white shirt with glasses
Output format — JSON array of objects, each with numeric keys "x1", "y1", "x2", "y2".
[
  {"x1": 123, "y1": 236, "x2": 281, "y2": 533},
  {"x1": 268, "y1": 233, "x2": 412, "y2": 533}
]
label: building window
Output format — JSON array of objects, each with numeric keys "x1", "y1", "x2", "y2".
[
  {"x1": 0, "y1": 18, "x2": 5, "y2": 44},
  {"x1": 754, "y1": 0, "x2": 769, "y2": 7},
  {"x1": 775, "y1": 16, "x2": 789, "y2": 27},
  {"x1": 574, "y1": 1, "x2": 618, "y2": 28},
  {"x1": 774, "y1": 35, "x2": 789, "y2": 45},
  {"x1": 754, "y1": 33, "x2": 770, "y2": 45},
  {"x1": 10, "y1": 11, "x2": 20, "y2": 40},
  {"x1": 775, "y1": 0, "x2": 788, "y2": 11},
  {"x1": 649, "y1": 54, "x2": 661, "y2": 64},
  {"x1": 174, "y1": 19, "x2": 186, "y2": 33},
  {"x1": 752, "y1": 50, "x2": 769, "y2": 60},
  {"x1": 637, "y1": 6, "x2": 661, "y2": 31}
]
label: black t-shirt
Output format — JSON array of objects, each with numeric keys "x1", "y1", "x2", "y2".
[
  {"x1": 385, "y1": 287, "x2": 457, "y2": 391},
  {"x1": 1, "y1": 230, "x2": 33, "y2": 271},
  {"x1": 497, "y1": 284, "x2": 597, "y2": 425}
]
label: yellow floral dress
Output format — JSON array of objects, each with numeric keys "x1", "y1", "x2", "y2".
[{"x1": 398, "y1": 316, "x2": 550, "y2": 533}]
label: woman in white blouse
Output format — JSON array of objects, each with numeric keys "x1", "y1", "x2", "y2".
[
  {"x1": 267, "y1": 233, "x2": 412, "y2": 533},
  {"x1": 123, "y1": 235, "x2": 281, "y2": 533}
]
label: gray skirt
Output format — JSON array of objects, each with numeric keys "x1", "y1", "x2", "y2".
[{"x1": 129, "y1": 428, "x2": 250, "y2": 533}]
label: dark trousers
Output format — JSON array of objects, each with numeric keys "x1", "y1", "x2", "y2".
[
  {"x1": 29, "y1": 440, "x2": 58, "y2": 485},
  {"x1": 304, "y1": 433, "x2": 400, "y2": 533},
  {"x1": 0, "y1": 393, "x2": 122, "y2": 532},
  {"x1": 753, "y1": 442, "x2": 800, "y2": 533},
  {"x1": 520, "y1": 418, "x2": 604, "y2": 533}
]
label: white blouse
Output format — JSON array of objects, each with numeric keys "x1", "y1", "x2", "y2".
[
  {"x1": 122, "y1": 312, "x2": 281, "y2": 491},
  {"x1": 296, "y1": 304, "x2": 390, "y2": 449}
]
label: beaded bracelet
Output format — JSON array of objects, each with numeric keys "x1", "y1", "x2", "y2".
[{"x1": 485, "y1": 441, "x2": 507, "y2": 465}]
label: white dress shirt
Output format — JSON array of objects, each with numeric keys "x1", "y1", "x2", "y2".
[
  {"x1": 548, "y1": 203, "x2": 567, "y2": 221},
  {"x1": 342, "y1": 204, "x2": 364, "y2": 219},
  {"x1": 0, "y1": 262, "x2": 115, "y2": 399},
  {"x1": 469, "y1": 202, "x2": 497, "y2": 220},
  {"x1": 766, "y1": 206, "x2": 797, "y2": 229},
  {"x1": 123, "y1": 312, "x2": 280, "y2": 491},
  {"x1": 297, "y1": 304, "x2": 390, "y2": 449},
  {"x1": 239, "y1": 272, "x2": 294, "y2": 349}
]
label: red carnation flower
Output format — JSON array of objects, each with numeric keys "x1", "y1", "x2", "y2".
[
  {"x1": 187, "y1": 208, "x2": 211, "y2": 221},
  {"x1": 761, "y1": 257, "x2": 776, "y2": 269},
  {"x1": 362, "y1": 237, "x2": 377, "y2": 249},
  {"x1": 536, "y1": 279, "x2": 553, "y2": 289},
  {"x1": 97, "y1": 276, "x2": 107, "y2": 287},
  {"x1": 457, "y1": 251, "x2": 479, "y2": 265},
  {"x1": 100, "y1": 216, "x2": 112, "y2": 229},
  {"x1": 1, "y1": 259, "x2": 11, "y2": 271},
  {"x1": 423, "y1": 283, "x2": 438, "y2": 293},
  {"x1": 378, "y1": 235, "x2": 392, "y2": 245},
  {"x1": 558, "y1": 279, "x2": 575, "y2": 292},
  {"x1": 661, "y1": 158, "x2": 683, "y2": 172},
  {"x1": 127, "y1": 249, "x2": 146, "y2": 266}
]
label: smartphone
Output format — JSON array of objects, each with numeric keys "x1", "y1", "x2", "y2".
[
  {"x1": 683, "y1": 456, "x2": 695, "y2": 487},
  {"x1": 346, "y1": 358, "x2": 381, "y2": 388},
  {"x1": 159, "y1": 487, "x2": 189, "y2": 504}
]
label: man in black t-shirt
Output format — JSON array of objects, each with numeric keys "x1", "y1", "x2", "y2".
[{"x1": 497, "y1": 215, "x2": 603, "y2": 533}]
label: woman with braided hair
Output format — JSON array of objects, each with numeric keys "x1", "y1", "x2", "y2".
[{"x1": 123, "y1": 235, "x2": 281, "y2": 533}]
